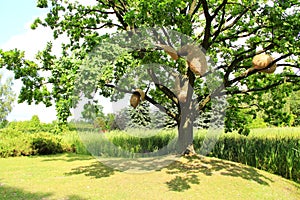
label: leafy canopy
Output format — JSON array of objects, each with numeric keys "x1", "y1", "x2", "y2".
[{"x1": 0, "y1": 0, "x2": 299, "y2": 133}]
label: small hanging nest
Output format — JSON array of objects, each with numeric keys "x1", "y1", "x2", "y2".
[
  {"x1": 174, "y1": 76, "x2": 189, "y2": 103},
  {"x1": 178, "y1": 44, "x2": 207, "y2": 76},
  {"x1": 130, "y1": 89, "x2": 145, "y2": 108},
  {"x1": 252, "y1": 53, "x2": 277, "y2": 74},
  {"x1": 158, "y1": 44, "x2": 179, "y2": 60}
]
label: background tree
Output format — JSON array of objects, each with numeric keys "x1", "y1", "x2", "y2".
[
  {"x1": 0, "y1": 0, "x2": 299, "y2": 153},
  {"x1": 127, "y1": 101, "x2": 152, "y2": 129},
  {"x1": 0, "y1": 74, "x2": 15, "y2": 127},
  {"x1": 81, "y1": 102, "x2": 105, "y2": 123},
  {"x1": 285, "y1": 89, "x2": 300, "y2": 126}
]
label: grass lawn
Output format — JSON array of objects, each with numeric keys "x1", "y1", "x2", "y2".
[{"x1": 0, "y1": 153, "x2": 299, "y2": 200}]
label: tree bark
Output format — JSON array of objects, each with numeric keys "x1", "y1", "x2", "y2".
[{"x1": 177, "y1": 102, "x2": 196, "y2": 155}]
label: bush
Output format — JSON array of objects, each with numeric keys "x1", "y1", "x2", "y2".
[
  {"x1": 31, "y1": 133, "x2": 64, "y2": 155},
  {"x1": 0, "y1": 129, "x2": 34, "y2": 157},
  {"x1": 247, "y1": 117, "x2": 268, "y2": 129},
  {"x1": 4, "y1": 115, "x2": 73, "y2": 134},
  {"x1": 0, "y1": 129, "x2": 77, "y2": 157}
]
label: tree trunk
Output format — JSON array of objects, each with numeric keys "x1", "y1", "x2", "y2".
[{"x1": 177, "y1": 103, "x2": 196, "y2": 155}]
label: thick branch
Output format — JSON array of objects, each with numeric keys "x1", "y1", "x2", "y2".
[
  {"x1": 103, "y1": 0, "x2": 128, "y2": 30},
  {"x1": 197, "y1": 95, "x2": 211, "y2": 111},
  {"x1": 201, "y1": 0, "x2": 212, "y2": 49},
  {"x1": 224, "y1": 43, "x2": 274, "y2": 86},
  {"x1": 144, "y1": 96, "x2": 178, "y2": 122},
  {"x1": 188, "y1": 0, "x2": 202, "y2": 17},
  {"x1": 147, "y1": 68, "x2": 179, "y2": 105}
]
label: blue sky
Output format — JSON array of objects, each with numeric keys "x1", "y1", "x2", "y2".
[{"x1": 0, "y1": 1, "x2": 46, "y2": 45}]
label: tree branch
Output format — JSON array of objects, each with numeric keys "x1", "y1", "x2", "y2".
[
  {"x1": 200, "y1": 0, "x2": 212, "y2": 49},
  {"x1": 147, "y1": 68, "x2": 179, "y2": 105},
  {"x1": 224, "y1": 42, "x2": 275, "y2": 86},
  {"x1": 211, "y1": 5, "x2": 226, "y2": 44},
  {"x1": 83, "y1": 22, "x2": 123, "y2": 30},
  {"x1": 227, "y1": 53, "x2": 293, "y2": 86},
  {"x1": 104, "y1": 83, "x2": 178, "y2": 122},
  {"x1": 144, "y1": 96, "x2": 178, "y2": 122},
  {"x1": 188, "y1": 0, "x2": 202, "y2": 17},
  {"x1": 104, "y1": 0, "x2": 128, "y2": 30},
  {"x1": 228, "y1": 79, "x2": 285, "y2": 95},
  {"x1": 213, "y1": 26, "x2": 269, "y2": 44},
  {"x1": 221, "y1": 7, "x2": 249, "y2": 31},
  {"x1": 197, "y1": 95, "x2": 211, "y2": 111},
  {"x1": 82, "y1": 9, "x2": 115, "y2": 16},
  {"x1": 211, "y1": 0, "x2": 228, "y2": 19}
]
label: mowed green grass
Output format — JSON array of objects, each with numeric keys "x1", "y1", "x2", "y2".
[{"x1": 0, "y1": 153, "x2": 299, "y2": 200}]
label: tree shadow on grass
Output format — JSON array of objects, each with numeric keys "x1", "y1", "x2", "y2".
[
  {"x1": 165, "y1": 155, "x2": 274, "y2": 192},
  {"x1": 97, "y1": 155, "x2": 179, "y2": 172},
  {"x1": 41, "y1": 153, "x2": 94, "y2": 162},
  {"x1": 64, "y1": 155, "x2": 179, "y2": 178},
  {"x1": 64, "y1": 161, "x2": 115, "y2": 179},
  {"x1": 166, "y1": 174, "x2": 200, "y2": 192},
  {"x1": 0, "y1": 183, "x2": 86, "y2": 200}
]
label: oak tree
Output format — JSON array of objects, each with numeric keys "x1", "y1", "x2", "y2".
[{"x1": 1, "y1": 0, "x2": 299, "y2": 153}]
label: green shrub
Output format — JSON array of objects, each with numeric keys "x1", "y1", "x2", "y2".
[
  {"x1": 0, "y1": 129, "x2": 76, "y2": 157},
  {"x1": 5, "y1": 116, "x2": 63, "y2": 134},
  {"x1": 31, "y1": 134, "x2": 63, "y2": 155},
  {"x1": 247, "y1": 117, "x2": 268, "y2": 129},
  {"x1": 0, "y1": 129, "x2": 34, "y2": 157}
]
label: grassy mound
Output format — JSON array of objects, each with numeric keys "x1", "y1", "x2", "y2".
[{"x1": 0, "y1": 153, "x2": 299, "y2": 200}]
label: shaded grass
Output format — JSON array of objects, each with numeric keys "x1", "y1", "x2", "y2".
[{"x1": 0, "y1": 153, "x2": 299, "y2": 200}]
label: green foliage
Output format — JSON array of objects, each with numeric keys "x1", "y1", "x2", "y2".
[
  {"x1": 6, "y1": 115, "x2": 59, "y2": 133},
  {"x1": 247, "y1": 117, "x2": 268, "y2": 129},
  {"x1": 0, "y1": 0, "x2": 299, "y2": 137},
  {"x1": 0, "y1": 74, "x2": 15, "y2": 123},
  {"x1": 107, "y1": 129, "x2": 176, "y2": 154},
  {"x1": 0, "y1": 118, "x2": 79, "y2": 157},
  {"x1": 127, "y1": 101, "x2": 152, "y2": 128},
  {"x1": 0, "y1": 120, "x2": 8, "y2": 129},
  {"x1": 0, "y1": 129, "x2": 77, "y2": 157},
  {"x1": 31, "y1": 133, "x2": 63, "y2": 155},
  {"x1": 81, "y1": 103, "x2": 105, "y2": 123},
  {"x1": 0, "y1": 129, "x2": 34, "y2": 157},
  {"x1": 92, "y1": 114, "x2": 115, "y2": 131},
  {"x1": 285, "y1": 90, "x2": 300, "y2": 126}
]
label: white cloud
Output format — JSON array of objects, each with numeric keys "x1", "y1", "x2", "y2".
[{"x1": 1, "y1": 1, "x2": 117, "y2": 123}]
